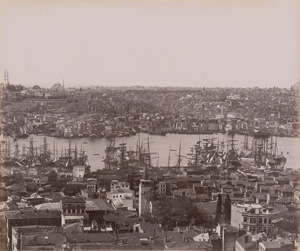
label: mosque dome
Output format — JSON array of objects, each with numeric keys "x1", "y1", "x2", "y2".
[{"x1": 51, "y1": 82, "x2": 64, "y2": 91}]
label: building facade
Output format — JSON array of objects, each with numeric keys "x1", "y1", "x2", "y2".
[
  {"x1": 231, "y1": 204, "x2": 275, "y2": 235},
  {"x1": 60, "y1": 197, "x2": 86, "y2": 225}
]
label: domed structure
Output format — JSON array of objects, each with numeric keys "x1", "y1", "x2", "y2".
[
  {"x1": 51, "y1": 82, "x2": 64, "y2": 91},
  {"x1": 32, "y1": 85, "x2": 41, "y2": 89}
]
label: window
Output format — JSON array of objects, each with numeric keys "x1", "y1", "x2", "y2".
[
  {"x1": 253, "y1": 227, "x2": 256, "y2": 232},
  {"x1": 259, "y1": 218, "x2": 262, "y2": 223},
  {"x1": 268, "y1": 218, "x2": 272, "y2": 223},
  {"x1": 243, "y1": 217, "x2": 247, "y2": 222},
  {"x1": 264, "y1": 218, "x2": 267, "y2": 224}
]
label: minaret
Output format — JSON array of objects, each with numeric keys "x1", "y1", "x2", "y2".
[
  {"x1": 3, "y1": 70, "x2": 7, "y2": 90},
  {"x1": 7, "y1": 70, "x2": 10, "y2": 85},
  {"x1": 4, "y1": 70, "x2": 5, "y2": 84}
]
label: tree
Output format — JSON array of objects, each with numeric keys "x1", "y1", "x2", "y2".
[
  {"x1": 153, "y1": 198, "x2": 200, "y2": 230},
  {"x1": 223, "y1": 193, "x2": 231, "y2": 223},
  {"x1": 215, "y1": 193, "x2": 222, "y2": 225}
]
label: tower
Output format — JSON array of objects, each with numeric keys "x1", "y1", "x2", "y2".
[
  {"x1": 138, "y1": 178, "x2": 153, "y2": 218},
  {"x1": 7, "y1": 70, "x2": 10, "y2": 85},
  {"x1": 3, "y1": 70, "x2": 8, "y2": 90}
]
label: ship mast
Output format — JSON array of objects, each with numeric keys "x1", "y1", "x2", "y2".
[
  {"x1": 175, "y1": 140, "x2": 182, "y2": 168},
  {"x1": 14, "y1": 143, "x2": 20, "y2": 159}
]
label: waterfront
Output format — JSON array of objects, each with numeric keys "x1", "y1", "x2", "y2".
[{"x1": 5, "y1": 133, "x2": 300, "y2": 171}]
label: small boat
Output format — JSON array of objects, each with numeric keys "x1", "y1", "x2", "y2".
[
  {"x1": 83, "y1": 142, "x2": 88, "y2": 144},
  {"x1": 93, "y1": 153, "x2": 100, "y2": 156}
]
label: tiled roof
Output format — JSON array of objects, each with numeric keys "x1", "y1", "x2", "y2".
[
  {"x1": 65, "y1": 232, "x2": 116, "y2": 244},
  {"x1": 86, "y1": 199, "x2": 115, "y2": 211},
  {"x1": 61, "y1": 197, "x2": 85, "y2": 203},
  {"x1": 35, "y1": 203, "x2": 60, "y2": 211},
  {"x1": 107, "y1": 188, "x2": 133, "y2": 194},
  {"x1": 5, "y1": 209, "x2": 61, "y2": 219},
  {"x1": 23, "y1": 233, "x2": 66, "y2": 247},
  {"x1": 279, "y1": 185, "x2": 295, "y2": 193},
  {"x1": 13, "y1": 225, "x2": 58, "y2": 235},
  {"x1": 62, "y1": 223, "x2": 84, "y2": 234},
  {"x1": 261, "y1": 241, "x2": 281, "y2": 249},
  {"x1": 236, "y1": 234, "x2": 257, "y2": 251},
  {"x1": 45, "y1": 192, "x2": 65, "y2": 202}
]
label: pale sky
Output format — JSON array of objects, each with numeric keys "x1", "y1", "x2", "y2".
[{"x1": 0, "y1": 0, "x2": 299, "y2": 88}]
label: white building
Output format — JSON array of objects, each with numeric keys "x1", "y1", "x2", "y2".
[
  {"x1": 106, "y1": 188, "x2": 135, "y2": 210},
  {"x1": 110, "y1": 180, "x2": 130, "y2": 192},
  {"x1": 73, "y1": 165, "x2": 85, "y2": 181}
]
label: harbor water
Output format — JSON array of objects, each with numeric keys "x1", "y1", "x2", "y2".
[{"x1": 3, "y1": 133, "x2": 300, "y2": 171}]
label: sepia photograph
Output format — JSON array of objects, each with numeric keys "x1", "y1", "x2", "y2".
[{"x1": 0, "y1": 0, "x2": 299, "y2": 250}]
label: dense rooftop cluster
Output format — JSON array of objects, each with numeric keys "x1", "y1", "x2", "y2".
[
  {"x1": 0, "y1": 82, "x2": 299, "y2": 251},
  {"x1": 0, "y1": 83, "x2": 299, "y2": 139}
]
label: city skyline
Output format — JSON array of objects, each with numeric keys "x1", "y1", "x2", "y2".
[{"x1": 0, "y1": 0, "x2": 299, "y2": 88}]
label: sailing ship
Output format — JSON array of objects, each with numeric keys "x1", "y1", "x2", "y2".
[
  {"x1": 103, "y1": 136, "x2": 158, "y2": 171},
  {"x1": 239, "y1": 130, "x2": 286, "y2": 170},
  {"x1": 16, "y1": 125, "x2": 29, "y2": 138}
]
